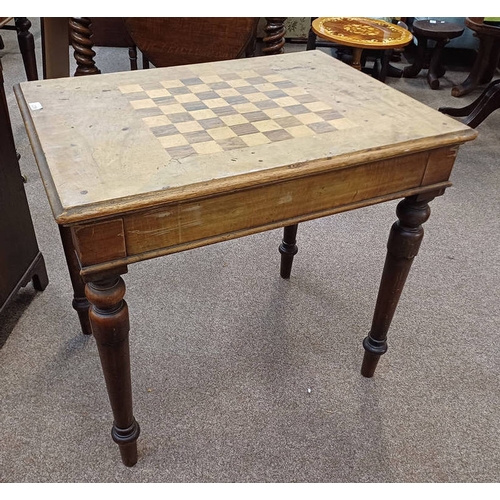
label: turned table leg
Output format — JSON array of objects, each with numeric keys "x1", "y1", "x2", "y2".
[
  {"x1": 14, "y1": 17, "x2": 38, "y2": 81},
  {"x1": 279, "y1": 224, "x2": 298, "y2": 279},
  {"x1": 69, "y1": 17, "x2": 101, "y2": 77},
  {"x1": 351, "y1": 47, "x2": 364, "y2": 71},
  {"x1": 263, "y1": 18, "x2": 287, "y2": 55},
  {"x1": 361, "y1": 194, "x2": 436, "y2": 377},
  {"x1": 59, "y1": 226, "x2": 92, "y2": 336},
  {"x1": 85, "y1": 272, "x2": 140, "y2": 466}
]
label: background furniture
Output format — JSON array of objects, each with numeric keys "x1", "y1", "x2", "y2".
[
  {"x1": 310, "y1": 17, "x2": 413, "y2": 82},
  {"x1": 403, "y1": 19, "x2": 464, "y2": 90},
  {"x1": 123, "y1": 17, "x2": 259, "y2": 68},
  {"x1": 40, "y1": 18, "x2": 288, "y2": 79},
  {"x1": 0, "y1": 59, "x2": 48, "y2": 316},
  {"x1": 0, "y1": 17, "x2": 38, "y2": 81},
  {"x1": 451, "y1": 17, "x2": 500, "y2": 97},
  {"x1": 439, "y1": 78, "x2": 500, "y2": 128}
]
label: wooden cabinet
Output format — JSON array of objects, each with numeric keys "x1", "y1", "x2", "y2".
[{"x1": 0, "y1": 60, "x2": 48, "y2": 314}]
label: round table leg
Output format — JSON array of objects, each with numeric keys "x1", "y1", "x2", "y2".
[{"x1": 352, "y1": 48, "x2": 363, "y2": 70}]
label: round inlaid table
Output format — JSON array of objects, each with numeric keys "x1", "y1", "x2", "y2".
[{"x1": 311, "y1": 17, "x2": 413, "y2": 75}]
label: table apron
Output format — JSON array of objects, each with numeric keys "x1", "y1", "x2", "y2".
[{"x1": 71, "y1": 146, "x2": 458, "y2": 274}]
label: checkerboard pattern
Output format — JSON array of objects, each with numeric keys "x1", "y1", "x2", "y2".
[{"x1": 119, "y1": 69, "x2": 350, "y2": 160}]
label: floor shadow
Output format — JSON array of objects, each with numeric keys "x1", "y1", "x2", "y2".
[{"x1": 0, "y1": 288, "x2": 38, "y2": 349}]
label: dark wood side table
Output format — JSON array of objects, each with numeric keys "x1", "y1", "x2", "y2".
[
  {"x1": 0, "y1": 59, "x2": 48, "y2": 315},
  {"x1": 451, "y1": 17, "x2": 500, "y2": 97},
  {"x1": 15, "y1": 50, "x2": 476, "y2": 466},
  {"x1": 403, "y1": 19, "x2": 464, "y2": 90}
]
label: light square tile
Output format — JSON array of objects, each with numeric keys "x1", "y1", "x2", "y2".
[
  {"x1": 119, "y1": 84, "x2": 143, "y2": 94},
  {"x1": 158, "y1": 134, "x2": 189, "y2": 148},
  {"x1": 220, "y1": 114, "x2": 249, "y2": 126},
  {"x1": 296, "y1": 112, "x2": 323, "y2": 125},
  {"x1": 175, "y1": 121, "x2": 204, "y2": 133},
  {"x1": 253, "y1": 120, "x2": 281, "y2": 132},
  {"x1": 146, "y1": 88, "x2": 171, "y2": 98},
  {"x1": 160, "y1": 79, "x2": 184, "y2": 88},
  {"x1": 159, "y1": 103, "x2": 187, "y2": 114},
  {"x1": 191, "y1": 141, "x2": 224, "y2": 155},
  {"x1": 240, "y1": 133, "x2": 271, "y2": 147},
  {"x1": 130, "y1": 99, "x2": 156, "y2": 109},
  {"x1": 207, "y1": 127, "x2": 238, "y2": 140},
  {"x1": 189, "y1": 109, "x2": 217, "y2": 120},
  {"x1": 232, "y1": 102, "x2": 260, "y2": 113},
  {"x1": 142, "y1": 115, "x2": 172, "y2": 127}
]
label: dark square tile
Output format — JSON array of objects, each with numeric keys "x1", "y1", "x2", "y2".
[
  {"x1": 184, "y1": 130, "x2": 214, "y2": 144},
  {"x1": 210, "y1": 81, "x2": 231, "y2": 90},
  {"x1": 182, "y1": 101, "x2": 209, "y2": 112},
  {"x1": 224, "y1": 95, "x2": 249, "y2": 105},
  {"x1": 212, "y1": 105, "x2": 238, "y2": 116},
  {"x1": 242, "y1": 111, "x2": 270, "y2": 123},
  {"x1": 197, "y1": 117, "x2": 226, "y2": 129},
  {"x1": 308, "y1": 121, "x2": 337, "y2": 134},
  {"x1": 195, "y1": 91, "x2": 220, "y2": 100},
  {"x1": 237, "y1": 86, "x2": 260, "y2": 95},
  {"x1": 283, "y1": 104, "x2": 310, "y2": 115},
  {"x1": 316, "y1": 109, "x2": 343, "y2": 120},
  {"x1": 219, "y1": 136, "x2": 248, "y2": 150},
  {"x1": 254, "y1": 100, "x2": 279, "y2": 110},
  {"x1": 168, "y1": 112, "x2": 195, "y2": 123},
  {"x1": 153, "y1": 96, "x2": 177, "y2": 105},
  {"x1": 165, "y1": 144, "x2": 197, "y2": 159},
  {"x1": 245, "y1": 76, "x2": 268, "y2": 85},
  {"x1": 274, "y1": 80, "x2": 297, "y2": 89},
  {"x1": 169, "y1": 86, "x2": 192, "y2": 95},
  {"x1": 264, "y1": 90, "x2": 288, "y2": 99},
  {"x1": 294, "y1": 93, "x2": 320, "y2": 104},
  {"x1": 181, "y1": 77, "x2": 204, "y2": 86},
  {"x1": 274, "y1": 116, "x2": 303, "y2": 128},
  {"x1": 151, "y1": 124, "x2": 180, "y2": 137},
  {"x1": 230, "y1": 123, "x2": 260, "y2": 136},
  {"x1": 263, "y1": 129, "x2": 294, "y2": 142}
]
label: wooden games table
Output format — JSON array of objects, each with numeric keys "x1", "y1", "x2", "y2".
[{"x1": 14, "y1": 50, "x2": 476, "y2": 466}]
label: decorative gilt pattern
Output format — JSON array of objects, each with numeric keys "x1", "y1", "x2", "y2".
[{"x1": 313, "y1": 17, "x2": 413, "y2": 48}]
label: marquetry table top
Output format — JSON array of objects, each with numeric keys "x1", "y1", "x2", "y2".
[
  {"x1": 312, "y1": 17, "x2": 413, "y2": 49},
  {"x1": 15, "y1": 50, "x2": 474, "y2": 224}
]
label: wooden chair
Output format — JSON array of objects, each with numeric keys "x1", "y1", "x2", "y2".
[
  {"x1": 69, "y1": 18, "x2": 260, "y2": 76},
  {"x1": 123, "y1": 18, "x2": 259, "y2": 69}
]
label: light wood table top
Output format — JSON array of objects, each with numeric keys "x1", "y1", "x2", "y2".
[{"x1": 16, "y1": 50, "x2": 471, "y2": 226}]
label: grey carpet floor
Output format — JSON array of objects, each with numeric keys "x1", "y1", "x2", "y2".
[{"x1": 0, "y1": 20, "x2": 499, "y2": 483}]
